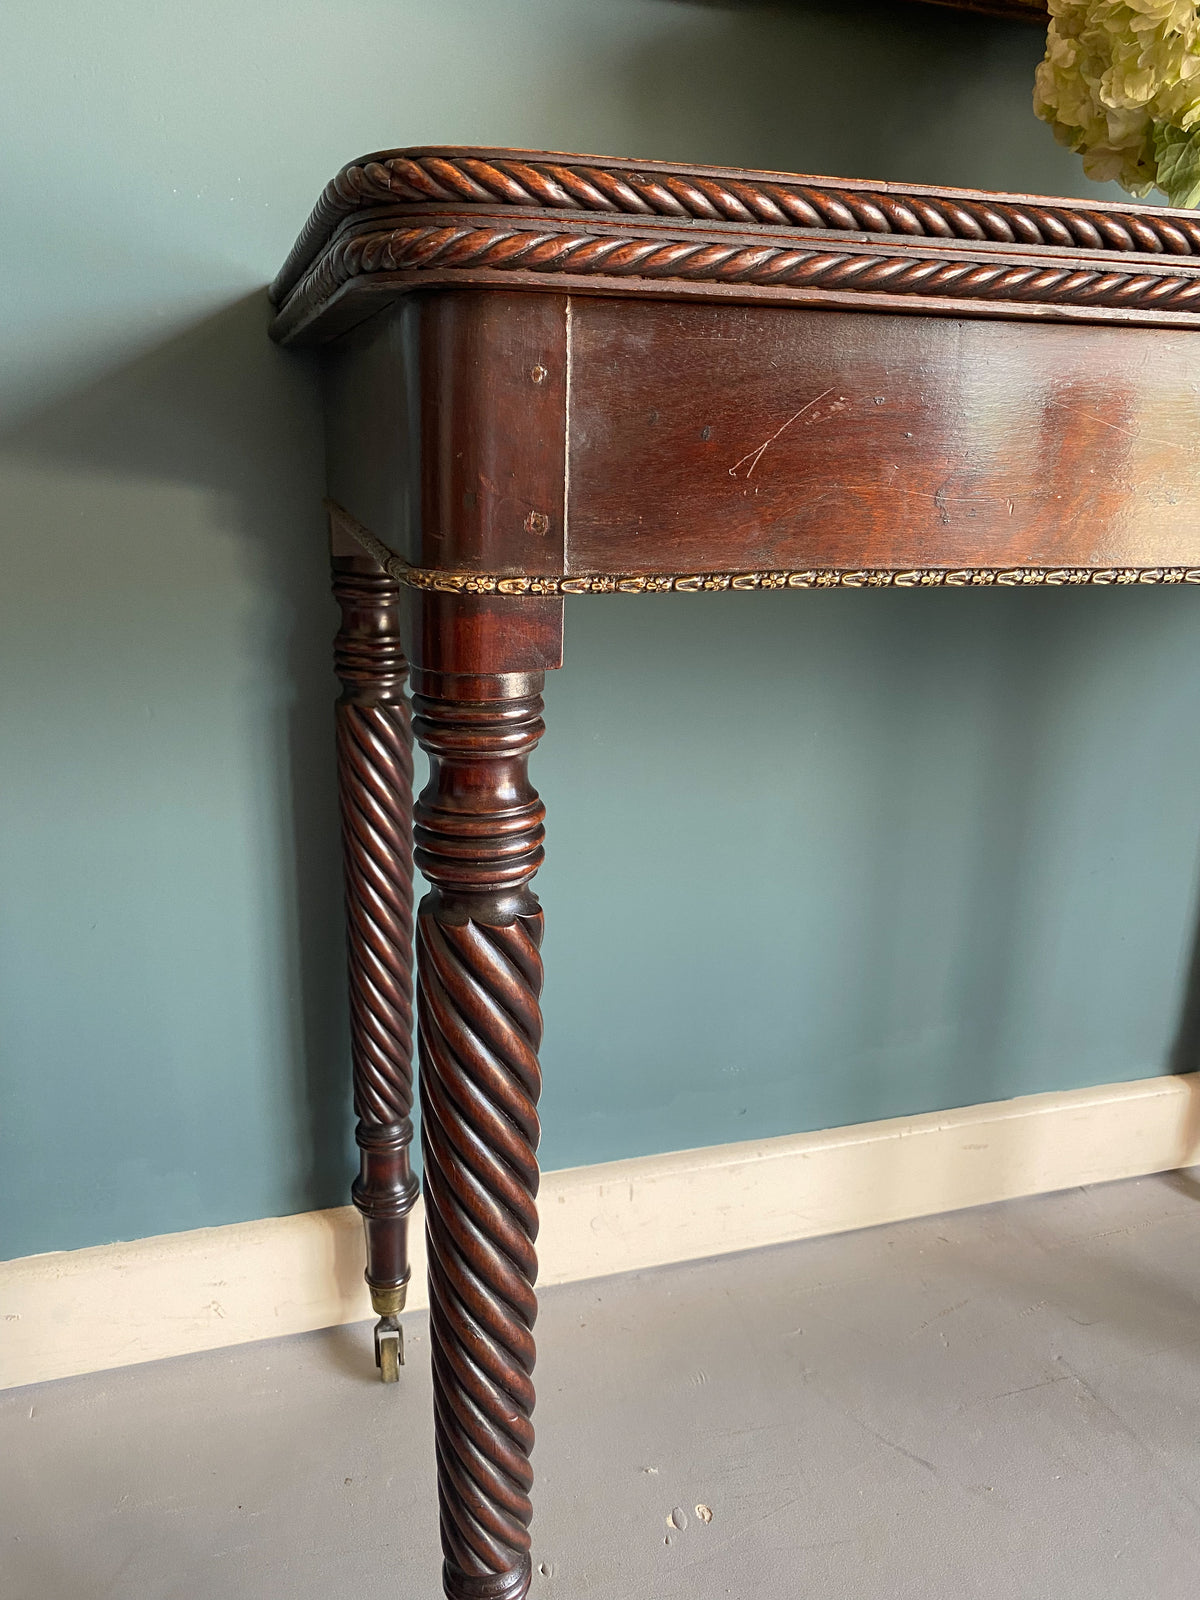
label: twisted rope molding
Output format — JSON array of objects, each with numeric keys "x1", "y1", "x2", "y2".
[
  {"x1": 273, "y1": 218, "x2": 1200, "y2": 340},
  {"x1": 271, "y1": 148, "x2": 1200, "y2": 306}
]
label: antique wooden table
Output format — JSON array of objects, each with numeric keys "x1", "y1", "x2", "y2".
[{"x1": 271, "y1": 147, "x2": 1200, "y2": 1598}]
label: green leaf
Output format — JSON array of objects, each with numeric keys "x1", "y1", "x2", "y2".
[{"x1": 1153, "y1": 122, "x2": 1200, "y2": 210}]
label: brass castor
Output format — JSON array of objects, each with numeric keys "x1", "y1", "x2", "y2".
[
  {"x1": 369, "y1": 1282, "x2": 407, "y2": 1384},
  {"x1": 374, "y1": 1316, "x2": 403, "y2": 1383}
]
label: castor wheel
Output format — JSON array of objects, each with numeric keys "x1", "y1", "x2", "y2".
[{"x1": 374, "y1": 1316, "x2": 403, "y2": 1383}]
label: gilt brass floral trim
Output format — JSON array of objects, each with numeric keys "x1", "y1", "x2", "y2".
[
  {"x1": 330, "y1": 503, "x2": 1200, "y2": 593},
  {"x1": 397, "y1": 564, "x2": 1200, "y2": 592}
]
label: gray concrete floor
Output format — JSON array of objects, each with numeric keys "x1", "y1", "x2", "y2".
[{"x1": 5, "y1": 1172, "x2": 1200, "y2": 1599}]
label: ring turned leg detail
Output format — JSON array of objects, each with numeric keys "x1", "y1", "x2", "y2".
[
  {"x1": 331, "y1": 551, "x2": 419, "y2": 1382},
  {"x1": 413, "y1": 670, "x2": 547, "y2": 1600}
]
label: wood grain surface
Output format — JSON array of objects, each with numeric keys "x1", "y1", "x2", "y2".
[{"x1": 566, "y1": 299, "x2": 1200, "y2": 575}]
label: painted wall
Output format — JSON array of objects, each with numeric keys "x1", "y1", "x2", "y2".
[{"x1": 5, "y1": 0, "x2": 1200, "y2": 1260}]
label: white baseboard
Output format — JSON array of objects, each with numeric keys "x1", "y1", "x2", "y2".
[{"x1": 3, "y1": 1073, "x2": 1198, "y2": 1390}]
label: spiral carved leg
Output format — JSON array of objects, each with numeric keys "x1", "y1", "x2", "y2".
[
  {"x1": 413, "y1": 670, "x2": 547, "y2": 1600},
  {"x1": 332, "y1": 550, "x2": 419, "y2": 1379},
  {"x1": 421, "y1": 913, "x2": 543, "y2": 1594}
]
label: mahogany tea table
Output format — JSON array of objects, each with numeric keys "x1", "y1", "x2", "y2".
[{"x1": 270, "y1": 146, "x2": 1200, "y2": 1598}]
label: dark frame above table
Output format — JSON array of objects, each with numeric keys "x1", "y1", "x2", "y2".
[{"x1": 912, "y1": 0, "x2": 1047, "y2": 18}]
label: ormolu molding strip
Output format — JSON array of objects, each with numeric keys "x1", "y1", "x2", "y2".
[{"x1": 327, "y1": 502, "x2": 1200, "y2": 594}]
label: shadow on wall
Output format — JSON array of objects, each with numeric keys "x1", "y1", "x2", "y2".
[
  {"x1": 539, "y1": 580, "x2": 1200, "y2": 1174},
  {"x1": 5, "y1": 0, "x2": 1200, "y2": 1262},
  {"x1": 0, "y1": 295, "x2": 355, "y2": 1242}
]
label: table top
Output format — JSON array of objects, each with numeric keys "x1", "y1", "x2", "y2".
[
  {"x1": 280, "y1": 149, "x2": 1200, "y2": 595},
  {"x1": 270, "y1": 145, "x2": 1200, "y2": 344}
]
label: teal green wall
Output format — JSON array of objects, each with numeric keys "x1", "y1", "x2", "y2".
[{"x1": 5, "y1": 1, "x2": 1200, "y2": 1260}]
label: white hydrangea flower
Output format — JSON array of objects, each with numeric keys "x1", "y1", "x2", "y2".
[{"x1": 1034, "y1": 1, "x2": 1200, "y2": 205}]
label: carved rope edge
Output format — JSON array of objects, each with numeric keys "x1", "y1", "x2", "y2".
[
  {"x1": 272, "y1": 152, "x2": 1200, "y2": 305},
  {"x1": 328, "y1": 504, "x2": 1200, "y2": 595},
  {"x1": 271, "y1": 220, "x2": 1200, "y2": 339}
]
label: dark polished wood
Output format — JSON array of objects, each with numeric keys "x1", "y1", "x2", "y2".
[
  {"x1": 273, "y1": 147, "x2": 1200, "y2": 1594},
  {"x1": 330, "y1": 520, "x2": 419, "y2": 1380},
  {"x1": 567, "y1": 300, "x2": 1200, "y2": 575},
  {"x1": 270, "y1": 147, "x2": 1200, "y2": 345},
  {"x1": 401, "y1": 579, "x2": 557, "y2": 1600},
  {"x1": 323, "y1": 292, "x2": 568, "y2": 578},
  {"x1": 420, "y1": 293, "x2": 567, "y2": 576},
  {"x1": 413, "y1": 667, "x2": 546, "y2": 1600}
]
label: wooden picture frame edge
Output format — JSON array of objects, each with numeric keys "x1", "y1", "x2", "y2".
[{"x1": 913, "y1": 0, "x2": 1047, "y2": 20}]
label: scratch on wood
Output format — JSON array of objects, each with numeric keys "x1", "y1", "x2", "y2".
[
  {"x1": 1043, "y1": 397, "x2": 1145, "y2": 442},
  {"x1": 728, "y1": 388, "x2": 835, "y2": 478},
  {"x1": 1045, "y1": 393, "x2": 1197, "y2": 452}
]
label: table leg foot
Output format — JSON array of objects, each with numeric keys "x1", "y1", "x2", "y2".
[{"x1": 442, "y1": 1558, "x2": 532, "y2": 1600}]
